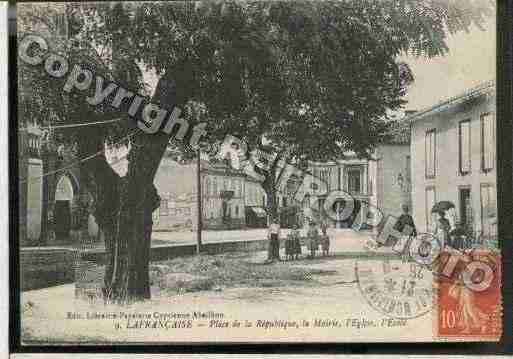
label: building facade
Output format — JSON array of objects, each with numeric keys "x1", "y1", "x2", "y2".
[
  {"x1": 244, "y1": 177, "x2": 267, "y2": 228},
  {"x1": 410, "y1": 81, "x2": 496, "y2": 240},
  {"x1": 288, "y1": 122, "x2": 412, "y2": 229},
  {"x1": 152, "y1": 155, "x2": 250, "y2": 231},
  {"x1": 18, "y1": 5, "x2": 99, "y2": 246},
  {"x1": 201, "y1": 161, "x2": 246, "y2": 230}
]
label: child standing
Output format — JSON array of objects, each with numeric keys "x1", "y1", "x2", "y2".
[
  {"x1": 307, "y1": 222, "x2": 319, "y2": 259},
  {"x1": 320, "y1": 223, "x2": 330, "y2": 256}
]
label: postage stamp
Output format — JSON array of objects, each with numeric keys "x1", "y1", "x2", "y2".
[
  {"x1": 435, "y1": 249, "x2": 502, "y2": 340},
  {"x1": 12, "y1": 0, "x2": 502, "y2": 347}
]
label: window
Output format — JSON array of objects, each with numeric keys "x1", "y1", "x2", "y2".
[
  {"x1": 55, "y1": 14, "x2": 67, "y2": 37},
  {"x1": 213, "y1": 178, "x2": 218, "y2": 196},
  {"x1": 160, "y1": 199, "x2": 169, "y2": 216},
  {"x1": 480, "y1": 184, "x2": 497, "y2": 239},
  {"x1": 459, "y1": 119, "x2": 471, "y2": 174},
  {"x1": 319, "y1": 168, "x2": 331, "y2": 191},
  {"x1": 347, "y1": 168, "x2": 362, "y2": 194},
  {"x1": 425, "y1": 129, "x2": 436, "y2": 178},
  {"x1": 481, "y1": 113, "x2": 495, "y2": 171},
  {"x1": 425, "y1": 187, "x2": 436, "y2": 231},
  {"x1": 235, "y1": 205, "x2": 239, "y2": 217},
  {"x1": 205, "y1": 178, "x2": 210, "y2": 197}
]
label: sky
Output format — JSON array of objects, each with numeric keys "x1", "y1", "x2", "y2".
[{"x1": 402, "y1": 17, "x2": 496, "y2": 111}]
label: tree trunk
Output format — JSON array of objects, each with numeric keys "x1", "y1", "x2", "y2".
[
  {"x1": 104, "y1": 76, "x2": 176, "y2": 303},
  {"x1": 264, "y1": 185, "x2": 279, "y2": 225},
  {"x1": 77, "y1": 76, "x2": 178, "y2": 303},
  {"x1": 261, "y1": 152, "x2": 284, "y2": 226}
]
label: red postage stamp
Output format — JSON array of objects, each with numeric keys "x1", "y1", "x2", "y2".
[{"x1": 436, "y1": 248, "x2": 502, "y2": 340}]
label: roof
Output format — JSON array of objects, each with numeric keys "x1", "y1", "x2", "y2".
[{"x1": 408, "y1": 80, "x2": 495, "y2": 123}]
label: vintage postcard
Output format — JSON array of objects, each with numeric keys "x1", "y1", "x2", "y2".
[{"x1": 14, "y1": 0, "x2": 502, "y2": 345}]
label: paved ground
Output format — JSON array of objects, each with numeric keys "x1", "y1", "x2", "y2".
[
  {"x1": 20, "y1": 256, "x2": 436, "y2": 344},
  {"x1": 23, "y1": 228, "x2": 379, "y2": 255},
  {"x1": 152, "y1": 228, "x2": 376, "y2": 253}
]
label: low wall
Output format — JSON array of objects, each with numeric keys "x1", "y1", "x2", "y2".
[
  {"x1": 20, "y1": 248, "x2": 77, "y2": 291},
  {"x1": 81, "y1": 239, "x2": 268, "y2": 264},
  {"x1": 20, "y1": 239, "x2": 268, "y2": 291}
]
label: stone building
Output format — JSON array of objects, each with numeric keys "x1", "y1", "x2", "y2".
[
  {"x1": 152, "y1": 193, "x2": 195, "y2": 230},
  {"x1": 18, "y1": 4, "x2": 99, "y2": 246},
  {"x1": 287, "y1": 121, "x2": 412, "y2": 229},
  {"x1": 153, "y1": 153, "x2": 249, "y2": 231},
  {"x1": 201, "y1": 161, "x2": 246, "y2": 230},
  {"x1": 244, "y1": 177, "x2": 267, "y2": 228},
  {"x1": 410, "y1": 81, "x2": 496, "y2": 241}
]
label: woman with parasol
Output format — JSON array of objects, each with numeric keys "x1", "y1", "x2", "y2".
[{"x1": 431, "y1": 201, "x2": 455, "y2": 250}]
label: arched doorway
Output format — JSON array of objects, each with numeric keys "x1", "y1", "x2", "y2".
[{"x1": 54, "y1": 174, "x2": 75, "y2": 241}]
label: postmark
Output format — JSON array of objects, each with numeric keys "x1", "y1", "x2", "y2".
[{"x1": 355, "y1": 258, "x2": 434, "y2": 319}]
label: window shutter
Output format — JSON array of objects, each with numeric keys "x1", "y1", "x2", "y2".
[
  {"x1": 460, "y1": 121, "x2": 471, "y2": 173},
  {"x1": 483, "y1": 114, "x2": 495, "y2": 170}
]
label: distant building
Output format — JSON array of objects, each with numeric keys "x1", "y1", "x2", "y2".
[
  {"x1": 152, "y1": 193, "x2": 195, "y2": 230},
  {"x1": 292, "y1": 120, "x2": 412, "y2": 228},
  {"x1": 18, "y1": 5, "x2": 100, "y2": 246},
  {"x1": 153, "y1": 154, "x2": 250, "y2": 231},
  {"x1": 201, "y1": 161, "x2": 246, "y2": 230},
  {"x1": 244, "y1": 177, "x2": 267, "y2": 228},
  {"x1": 410, "y1": 81, "x2": 496, "y2": 240}
]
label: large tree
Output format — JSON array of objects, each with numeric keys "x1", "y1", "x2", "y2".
[{"x1": 19, "y1": 1, "x2": 493, "y2": 302}]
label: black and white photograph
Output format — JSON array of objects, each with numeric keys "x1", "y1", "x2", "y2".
[{"x1": 11, "y1": 0, "x2": 508, "y2": 347}]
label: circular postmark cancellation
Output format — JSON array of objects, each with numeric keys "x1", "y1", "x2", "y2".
[
  {"x1": 355, "y1": 232, "x2": 443, "y2": 319},
  {"x1": 356, "y1": 259, "x2": 434, "y2": 319},
  {"x1": 355, "y1": 232, "x2": 441, "y2": 320}
]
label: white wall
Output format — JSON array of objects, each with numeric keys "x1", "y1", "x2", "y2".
[
  {"x1": 26, "y1": 159, "x2": 43, "y2": 240},
  {"x1": 375, "y1": 144, "x2": 411, "y2": 220},
  {"x1": 411, "y1": 93, "x2": 496, "y2": 234}
]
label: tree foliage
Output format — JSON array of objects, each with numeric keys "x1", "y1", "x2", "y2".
[{"x1": 18, "y1": 1, "x2": 494, "y2": 300}]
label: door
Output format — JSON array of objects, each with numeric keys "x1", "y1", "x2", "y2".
[
  {"x1": 459, "y1": 188, "x2": 472, "y2": 230},
  {"x1": 54, "y1": 200, "x2": 71, "y2": 241},
  {"x1": 333, "y1": 199, "x2": 361, "y2": 228}
]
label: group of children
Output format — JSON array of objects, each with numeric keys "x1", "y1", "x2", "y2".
[{"x1": 281, "y1": 221, "x2": 330, "y2": 261}]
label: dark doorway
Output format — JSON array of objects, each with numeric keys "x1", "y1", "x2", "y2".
[
  {"x1": 459, "y1": 187, "x2": 472, "y2": 229},
  {"x1": 54, "y1": 200, "x2": 71, "y2": 241},
  {"x1": 333, "y1": 199, "x2": 361, "y2": 228}
]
